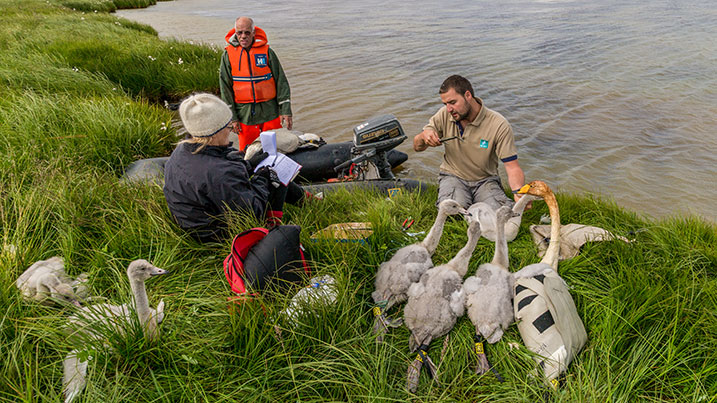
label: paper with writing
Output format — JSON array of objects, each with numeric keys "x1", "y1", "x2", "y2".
[{"x1": 253, "y1": 131, "x2": 302, "y2": 185}]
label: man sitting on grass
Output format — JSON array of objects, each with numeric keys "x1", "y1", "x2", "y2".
[{"x1": 413, "y1": 75, "x2": 528, "y2": 210}]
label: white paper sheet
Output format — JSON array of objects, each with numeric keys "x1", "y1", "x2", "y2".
[{"x1": 259, "y1": 131, "x2": 278, "y2": 155}]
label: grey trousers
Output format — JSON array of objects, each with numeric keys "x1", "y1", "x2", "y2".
[{"x1": 437, "y1": 172, "x2": 515, "y2": 210}]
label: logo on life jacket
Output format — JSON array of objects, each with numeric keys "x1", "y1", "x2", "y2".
[{"x1": 255, "y1": 54, "x2": 268, "y2": 67}]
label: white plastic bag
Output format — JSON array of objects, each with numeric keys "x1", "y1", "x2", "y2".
[{"x1": 281, "y1": 275, "x2": 337, "y2": 325}]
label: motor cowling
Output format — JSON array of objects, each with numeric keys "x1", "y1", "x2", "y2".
[{"x1": 334, "y1": 114, "x2": 407, "y2": 180}]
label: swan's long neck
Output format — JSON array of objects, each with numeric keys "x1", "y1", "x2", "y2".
[
  {"x1": 512, "y1": 193, "x2": 533, "y2": 216},
  {"x1": 539, "y1": 191, "x2": 561, "y2": 271},
  {"x1": 129, "y1": 278, "x2": 155, "y2": 339},
  {"x1": 491, "y1": 213, "x2": 509, "y2": 269},
  {"x1": 421, "y1": 210, "x2": 449, "y2": 255},
  {"x1": 448, "y1": 229, "x2": 481, "y2": 277}
]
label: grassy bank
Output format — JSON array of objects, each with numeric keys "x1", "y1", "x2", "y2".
[{"x1": 1, "y1": 1, "x2": 716, "y2": 402}]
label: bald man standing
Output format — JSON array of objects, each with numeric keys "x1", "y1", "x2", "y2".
[{"x1": 220, "y1": 17, "x2": 293, "y2": 151}]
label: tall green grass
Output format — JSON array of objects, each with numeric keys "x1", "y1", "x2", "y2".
[
  {"x1": 1, "y1": 0, "x2": 716, "y2": 402},
  {"x1": 56, "y1": 0, "x2": 164, "y2": 13},
  {"x1": 0, "y1": 0, "x2": 217, "y2": 102}
]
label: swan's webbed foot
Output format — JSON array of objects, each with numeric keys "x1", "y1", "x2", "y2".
[
  {"x1": 371, "y1": 305, "x2": 388, "y2": 342},
  {"x1": 406, "y1": 344, "x2": 438, "y2": 393},
  {"x1": 474, "y1": 340, "x2": 491, "y2": 375},
  {"x1": 371, "y1": 305, "x2": 402, "y2": 342},
  {"x1": 406, "y1": 355, "x2": 422, "y2": 393},
  {"x1": 372, "y1": 314, "x2": 388, "y2": 343},
  {"x1": 473, "y1": 334, "x2": 504, "y2": 382}
]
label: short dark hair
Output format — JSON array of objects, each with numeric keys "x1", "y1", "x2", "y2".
[{"x1": 439, "y1": 75, "x2": 475, "y2": 98}]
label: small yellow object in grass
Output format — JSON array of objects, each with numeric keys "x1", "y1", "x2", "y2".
[
  {"x1": 372, "y1": 306, "x2": 382, "y2": 316},
  {"x1": 311, "y1": 222, "x2": 373, "y2": 244},
  {"x1": 415, "y1": 353, "x2": 423, "y2": 363},
  {"x1": 474, "y1": 342, "x2": 484, "y2": 355}
]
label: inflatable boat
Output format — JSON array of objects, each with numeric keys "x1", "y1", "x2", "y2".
[{"x1": 121, "y1": 114, "x2": 426, "y2": 195}]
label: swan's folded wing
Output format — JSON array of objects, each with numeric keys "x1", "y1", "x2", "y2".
[
  {"x1": 63, "y1": 349, "x2": 88, "y2": 403},
  {"x1": 69, "y1": 303, "x2": 132, "y2": 335},
  {"x1": 440, "y1": 274, "x2": 463, "y2": 298},
  {"x1": 154, "y1": 300, "x2": 165, "y2": 324},
  {"x1": 462, "y1": 276, "x2": 481, "y2": 296},
  {"x1": 448, "y1": 288, "x2": 465, "y2": 317},
  {"x1": 543, "y1": 276, "x2": 587, "y2": 359}
]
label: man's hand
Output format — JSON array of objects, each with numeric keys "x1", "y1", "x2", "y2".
[
  {"x1": 280, "y1": 115, "x2": 293, "y2": 130},
  {"x1": 231, "y1": 121, "x2": 241, "y2": 133},
  {"x1": 413, "y1": 129, "x2": 441, "y2": 151}
]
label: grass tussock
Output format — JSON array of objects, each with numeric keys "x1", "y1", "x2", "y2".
[
  {"x1": 1, "y1": 0, "x2": 716, "y2": 402},
  {"x1": 56, "y1": 0, "x2": 161, "y2": 13}
]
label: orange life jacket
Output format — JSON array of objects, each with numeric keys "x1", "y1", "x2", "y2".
[{"x1": 225, "y1": 26, "x2": 277, "y2": 104}]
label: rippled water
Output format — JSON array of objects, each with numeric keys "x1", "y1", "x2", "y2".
[{"x1": 118, "y1": 0, "x2": 717, "y2": 222}]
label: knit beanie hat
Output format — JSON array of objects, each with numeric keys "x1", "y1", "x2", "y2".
[{"x1": 179, "y1": 93, "x2": 233, "y2": 138}]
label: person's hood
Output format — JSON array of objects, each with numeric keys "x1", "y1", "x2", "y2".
[{"x1": 225, "y1": 26, "x2": 269, "y2": 48}]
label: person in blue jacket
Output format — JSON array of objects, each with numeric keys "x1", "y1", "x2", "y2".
[{"x1": 163, "y1": 93, "x2": 304, "y2": 242}]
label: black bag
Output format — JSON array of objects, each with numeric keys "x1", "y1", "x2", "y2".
[{"x1": 224, "y1": 225, "x2": 310, "y2": 295}]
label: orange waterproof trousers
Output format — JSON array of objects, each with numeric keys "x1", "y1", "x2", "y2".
[{"x1": 237, "y1": 116, "x2": 282, "y2": 151}]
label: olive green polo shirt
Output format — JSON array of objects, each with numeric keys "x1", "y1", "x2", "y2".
[{"x1": 424, "y1": 98, "x2": 518, "y2": 182}]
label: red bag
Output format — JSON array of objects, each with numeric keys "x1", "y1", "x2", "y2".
[{"x1": 223, "y1": 225, "x2": 310, "y2": 296}]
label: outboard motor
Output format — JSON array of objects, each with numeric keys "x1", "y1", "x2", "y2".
[{"x1": 334, "y1": 114, "x2": 407, "y2": 180}]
